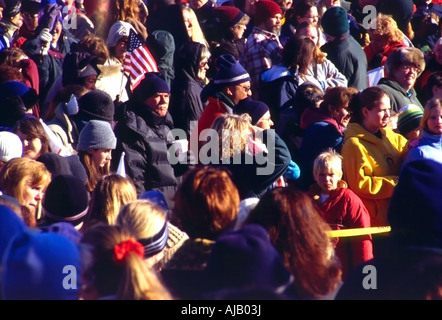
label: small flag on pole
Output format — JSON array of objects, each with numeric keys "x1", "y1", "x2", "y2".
[
  {"x1": 123, "y1": 28, "x2": 158, "y2": 91},
  {"x1": 117, "y1": 152, "x2": 126, "y2": 177}
]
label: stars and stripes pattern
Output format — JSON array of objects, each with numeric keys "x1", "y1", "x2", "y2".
[{"x1": 123, "y1": 28, "x2": 158, "y2": 91}]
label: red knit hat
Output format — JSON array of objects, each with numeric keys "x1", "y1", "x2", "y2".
[
  {"x1": 254, "y1": 0, "x2": 282, "y2": 26},
  {"x1": 213, "y1": 6, "x2": 245, "y2": 27}
]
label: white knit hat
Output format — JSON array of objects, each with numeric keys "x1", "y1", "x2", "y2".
[
  {"x1": 0, "y1": 131, "x2": 23, "y2": 162},
  {"x1": 106, "y1": 20, "x2": 135, "y2": 48}
]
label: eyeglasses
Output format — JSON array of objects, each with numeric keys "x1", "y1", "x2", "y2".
[
  {"x1": 238, "y1": 84, "x2": 251, "y2": 92},
  {"x1": 234, "y1": 24, "x2": 247, "y2": 29},
  {"x1": 401, "y1": 64, "x2": 421, "y2": 74},
  {"x1": 199, "y1": 60, "x2": 209, "y2": 68}
]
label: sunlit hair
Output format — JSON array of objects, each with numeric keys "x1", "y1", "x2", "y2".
[
  {"x1": 83, "y1": 173, "x2": 138, "y2": 231},
  {"x1": 0, "y1": 46, "x2": 28, "y2": 65},
  {"x1": 313, "y1": 148, "x2": 343, "y2": 181},
  {"x1": 319, "y1": 86, "x2": 359, "y2": 115},
  {"x1": 172, "y1": 166, "x2": 240, "y2": 239},
  {"x1": 78, "y1": 150, "x2": 111, "y2": 193},
  {"x1": 244, "y1": 186, "x2": 342, "y2": 299},
  {"x1": 182, "y1": 5, "x2": 210, "y2": 48},
  {"x1": 421, "y1": 98, "x2": 442, "y2": 135},
  {"x1": 210, "y1": 113, "x2": 253, "y2": 159},
  {"x1": 117, "y1": 199, "x2": 167, "y2": 240},
  {"x1": 13, "y1": 116, "x2": 52, "y2": 158},
  {"x1": 76, "y1": 34, "x2": 110, "y2": 65},
  {"x1": 282, "y1": 35, "x2": 315, "y2": 74},
  {"x1": 349, "y1": 86, "x2": 390, "y2": 124},
  {"x1": 80, "y1": 225, "x2": 173, "y2": 300},
  {"x1": 369, "y1": 13, "x2": 404, "y2": 44},
  {"x1": 0, "y1": 157, "x2": 51, "y2": 227},
  {"x1": 109, "y1": 0, "x2": 140, "y2": 24},
  {"x1": 0, "y1": 65, "x2": 25, "y2": 83}
]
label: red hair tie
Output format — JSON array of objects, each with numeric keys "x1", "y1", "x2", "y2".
[{"x1": 113, "y1": 239, "x2": 145, "y2": 263}]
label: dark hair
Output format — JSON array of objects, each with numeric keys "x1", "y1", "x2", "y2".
[
  {"x1": 293, "y1": 82, "x2": 323, "y2": 115},
  {"x1": 319, "y1": 86, "x2": 359, "y2": 115},
  {"x1": 282, "y1": 35, "x2": 315, "y2": 74},
  {"x1": 424, "y1": 71, "x2": 442, "y2": 102},
  {"x1": 13, "y1": 116, "x2": 52, "y2": 155},
  {"x1": 349, "y1": 87, "x2": 389, "y2": 124},
  {"x1": 244, "y1": 186, "x2": 342, "y2": 299}
]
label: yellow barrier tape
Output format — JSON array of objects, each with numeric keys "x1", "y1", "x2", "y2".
[{"x1": 327, "y1": 226, "x2": 391, "y2": 238}]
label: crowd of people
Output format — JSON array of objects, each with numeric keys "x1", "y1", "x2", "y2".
[{"x1": 0, "y1": 0, "x2": 441, "y2": 300}]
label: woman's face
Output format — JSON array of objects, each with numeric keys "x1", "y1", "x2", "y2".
[
  {"x1": 197, "y1": 57, "x2": 209, "y2": 81},
  {"x1": 89, "y1": 149, "x2": 113, "y2": 168},
  {"x1": 182, "y1": 10, "x2": 193, "y2": 39},
  {"x1": 297, "y1": 7, "x2": 319, "y2": 26},
  {"x1": 114, "y1": 36, "x2": 128, "y2": 62},
  {"x1": 255, "y1": 111, "x2": 274, "y2": 129},
  {"x1": 334, "y1": 106, "x2": 352, "y2": 128},
  {"x1": 426, "y1": 106, "x2": 442, "y2": 135},
  {"x1": 230, "y1": 23, "x2": 247, "y2": 40},
  {"x1": 15, "y1": 130, "x2": 43, "y2": 160},
  {"x1": 362, "y1": 95, "x2": 391, "y2": 133},
  {"x1": 22, "y1": 183, "x2": 46, "y2": 215},
  {"x1": 391, "y1": 64, "x2": 420, "y2": 91}
]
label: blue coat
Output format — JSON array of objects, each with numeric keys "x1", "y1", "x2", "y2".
[{"x1": 402, "y1": 130, "x2": 442, "y2": 167}]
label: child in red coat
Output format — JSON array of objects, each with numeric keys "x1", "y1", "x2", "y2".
[{"x1": 309, "y1": 149, "x2": 374, "y2": 280}]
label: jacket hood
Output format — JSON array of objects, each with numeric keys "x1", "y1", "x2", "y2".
[{"x1": 344, "y1": 123, "x2": 386, "y2": 144}]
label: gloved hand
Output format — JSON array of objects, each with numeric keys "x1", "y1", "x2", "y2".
[
  {"x1": 38, "y1": 28, "x2": 52, "y2": 56},
  {"x1": 283, "y1": 160, "x2": 301, "y2": 181}
]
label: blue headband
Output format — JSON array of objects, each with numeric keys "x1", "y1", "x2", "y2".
[{"x1": 138, "y1": 221, "x2": 169, "y2": 258}]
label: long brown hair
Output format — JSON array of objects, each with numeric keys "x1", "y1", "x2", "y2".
[{"x1": 244, "y1": 186, "x2": 342, "y2": 299}]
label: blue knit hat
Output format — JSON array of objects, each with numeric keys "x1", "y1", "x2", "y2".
[
  {"x1": 388, "y1": 159, "x2": 442, "y2": 248},
  {"x1": 204, "y1": 224, "x2": 293, "y2": 293},
  {"x1": 1, "y1": 231, "x2": 81, "y2": 300},
  {"x1": 234, "y1": 97, "x2": 270, "y2": 125},
  {"x1": 42, "y1": 174, "x2": 90, "y2": 227},
  {"x1": 213, "y1": 54, "x2": 250, "y2": 87},
  {"x1": 77, "y1": 120, "x2": 117, "y2": 151},
  {"x1": 132, "y1": 72, "x2": 170, "y2": 103}
]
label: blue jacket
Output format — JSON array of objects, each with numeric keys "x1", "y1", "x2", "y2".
[{"x1": 402, "y1": 130, "x2": 442, "y2": 167}]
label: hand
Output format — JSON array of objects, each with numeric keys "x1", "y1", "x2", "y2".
[
  {"x1": 38, "y1": 28, "x2": 52, "y2": 55},
  {"x1": 283, "y1": 160, "x2": 300, "y2": 180}
]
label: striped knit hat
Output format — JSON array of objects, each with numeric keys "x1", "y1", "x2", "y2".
[
  {"x1": 213, "y1": 54, "x2": 250, "y2": 87},
  {"x1": 397, "y1": 104, "x2": 423, "y2": 137}
]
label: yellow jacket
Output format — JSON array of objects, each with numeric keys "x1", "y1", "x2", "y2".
[{"x1": 341, "y1": 123, "x2": 409, "y2": 227}]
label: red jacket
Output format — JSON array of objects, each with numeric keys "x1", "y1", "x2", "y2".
[{"x1": 310, "y1": 183, "x2": 374, "y2": 280}]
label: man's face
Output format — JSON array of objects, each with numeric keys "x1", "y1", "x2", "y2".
[
  {"x1": 264, "y1": 14, "x2": 282, "y2": 35},
  {"x1": 144, "y1": 92, "x2": 170, "y2": 117}
]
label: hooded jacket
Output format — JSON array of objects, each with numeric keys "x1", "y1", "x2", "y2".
[
  {"x1": 169, "y1": 41, "x2": 205, "y2": 137},
  {"x1": 376, "y1": 78, "x2": 423, "y2": 113},
  {"x1": 341, "y1": 123, "x2": 409, "y2": 227},
  {"x1": 402, "y1": 129, "x2": 442, "y2": 167}
]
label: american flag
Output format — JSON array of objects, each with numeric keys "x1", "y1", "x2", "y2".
[{"x1": 123, "y1": 28, "x2": 159, "y2": 91}]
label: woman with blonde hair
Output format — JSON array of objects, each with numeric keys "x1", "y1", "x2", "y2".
[
  {"x1": 116, "y1": 199, "x2": 189, "y2": 271},
  {"x1": 207, "y1": 112, "x2": 291, "y2": 199},
  {"x1": 81, "y1": 173, "x2": 138, "y2": 232},
  {"x1": 0, "y1": 157, "x2": 52, "y2": 227},
  {"x1": 402, "y1": 97, "x2": 442, "y2": 166},
  {"x1": 80, "y1": 224, "x2": 173, "y2": 300}
]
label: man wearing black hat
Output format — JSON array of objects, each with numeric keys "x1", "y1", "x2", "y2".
[
  {"x1": 320, "y1": 6, "x2": 368, "y2": 91},
  {"x1": 113, "y1": 73, "x2": 186, "y2": 208}
]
